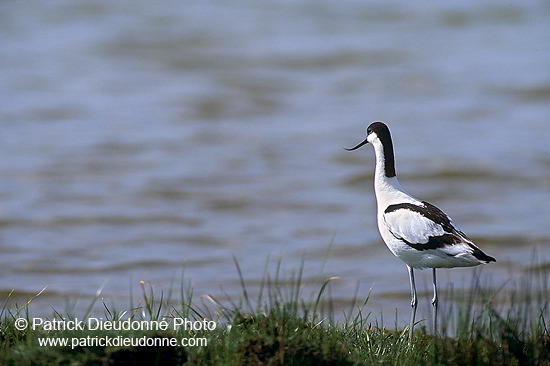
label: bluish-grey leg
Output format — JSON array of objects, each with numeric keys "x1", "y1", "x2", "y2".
[
  {"x1": 408, "y1": 265, "x2": 417, "y2": 340},
  {"x1": 432, "y1": 268, "x2": 438, "y2": 336}
]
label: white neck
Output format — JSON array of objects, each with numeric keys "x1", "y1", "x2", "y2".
[{"x1": 371, "y1": 138, "x2": 416, "y2": 207}]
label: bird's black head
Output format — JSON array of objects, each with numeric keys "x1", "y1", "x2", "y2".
[
  {"x1": 346, "y1": 121, "x2": 390, "y2": 151},
  {"x1": 346, "y1": 121, "x2": 396, "y2": 178},
  {"x1": 367, "y1": 122, "x2": 390, "y2": 140}
]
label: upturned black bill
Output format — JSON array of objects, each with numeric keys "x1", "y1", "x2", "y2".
[{"x1": 345, "y1": 138, "x2": 369, "y2": 151}]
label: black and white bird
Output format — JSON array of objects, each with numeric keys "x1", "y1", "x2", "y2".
[{"x1": 346, "y1": 122, "x2": 495, "y2": 338}]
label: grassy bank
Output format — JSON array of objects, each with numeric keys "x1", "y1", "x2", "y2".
[{"x1": 1, "y1": 262, "x2": 548, "y2": 365}]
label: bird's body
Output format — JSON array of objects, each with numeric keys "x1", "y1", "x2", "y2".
[{"x1": 347, "y1": 122, "x2": 495, "y2": 338}]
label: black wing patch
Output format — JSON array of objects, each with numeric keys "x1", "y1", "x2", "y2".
[
  {"x1": 405, "y1": 233, "x2": 462, "y2": 251},
  {"x1": 385, "y1": 201, "x2": 462, "y2": 235}
]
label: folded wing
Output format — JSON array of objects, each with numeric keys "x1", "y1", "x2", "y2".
[{"x1": 383, "y1": 201, "x2": 495, "y2": 263}]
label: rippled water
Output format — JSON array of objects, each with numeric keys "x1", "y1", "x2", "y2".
[{"x1": 1, "y1": 0, "x2": 549, "y2": 326}]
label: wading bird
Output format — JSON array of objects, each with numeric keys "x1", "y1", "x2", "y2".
[{"x1": 346, "y1": 122, "x2": 496, "y2": 339}]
